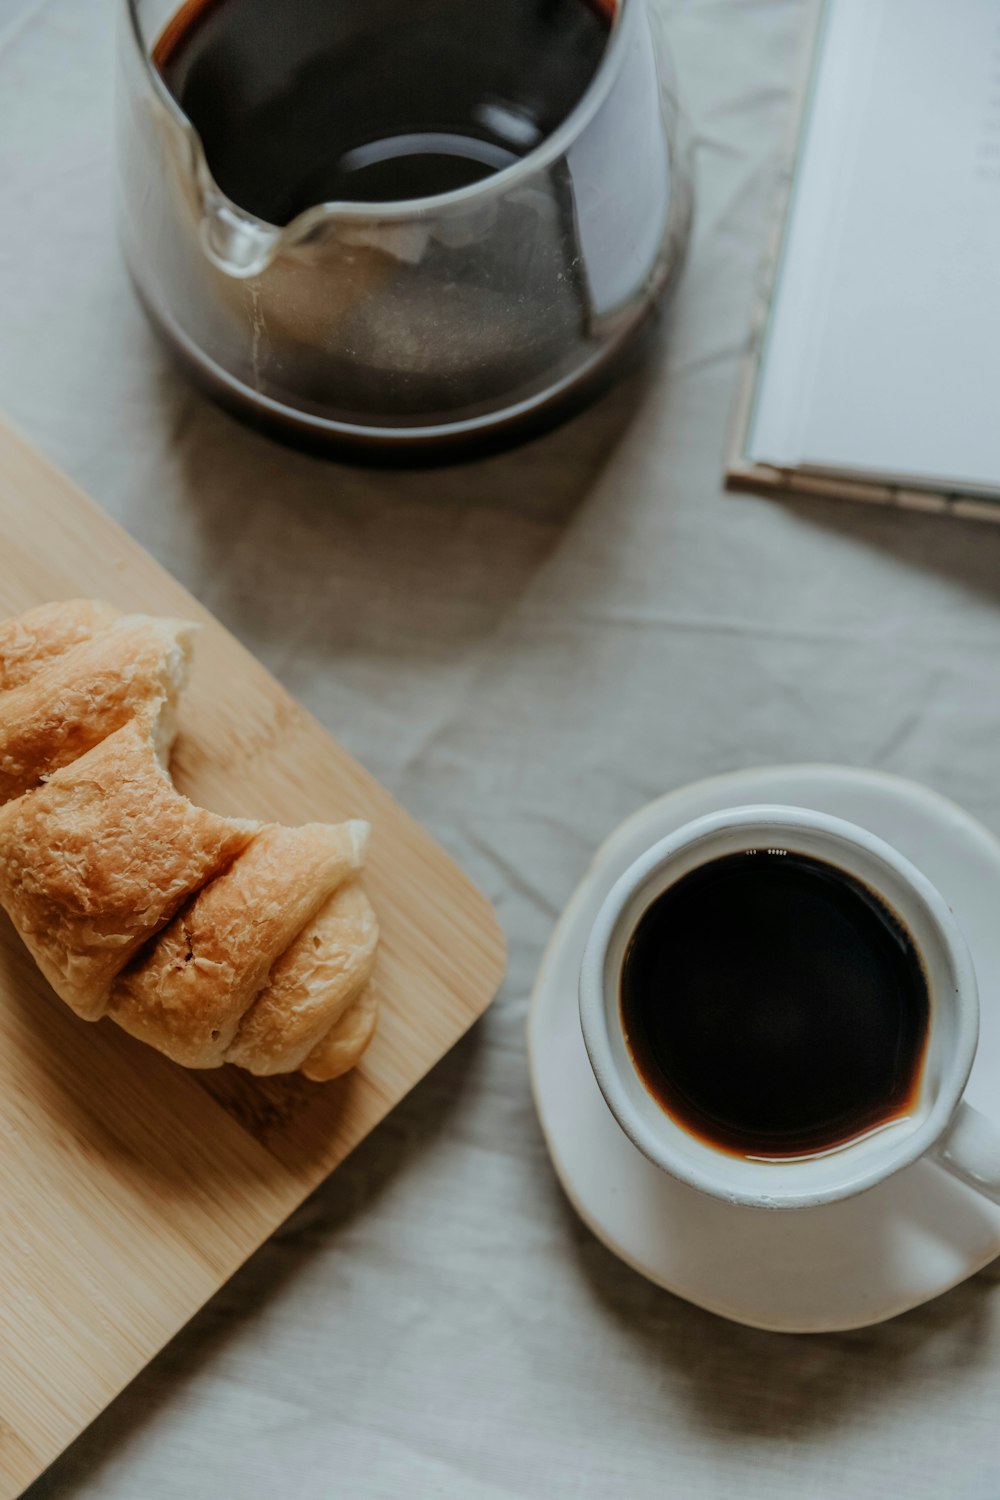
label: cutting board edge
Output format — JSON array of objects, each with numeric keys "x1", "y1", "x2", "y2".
[
  {"x1": 0, "y1": 413, "x2": 509, "y2": 1492},
  {"x1": 5, "y1": 958, "x2": 502, "y2": 1500}
]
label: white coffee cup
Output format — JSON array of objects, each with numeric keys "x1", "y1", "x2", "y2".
[{"x1": 579, "y1": 805, "x2": 1000, "y2": 1210}]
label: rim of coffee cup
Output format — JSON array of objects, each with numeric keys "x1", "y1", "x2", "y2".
[{"x1": 578, "y1": 805, "x2": 979, "y2": 1210}]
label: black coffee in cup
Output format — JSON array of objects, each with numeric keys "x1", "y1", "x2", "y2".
[{"x1": 619, "y1": 850, "x2": 930, "y2": 1160}]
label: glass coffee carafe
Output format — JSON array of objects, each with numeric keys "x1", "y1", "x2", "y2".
[{"x1": 117, "y1": 0, "x2": 692, "y2": 459}]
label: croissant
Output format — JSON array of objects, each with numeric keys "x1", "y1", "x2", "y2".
[{"x1": 0, "y1": 599, "x2": 379, "y2": 1080}]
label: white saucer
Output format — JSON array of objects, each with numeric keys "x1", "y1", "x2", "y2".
[{"x1": 528, "y1": 766, "x2": 1000, "y2": 1333}]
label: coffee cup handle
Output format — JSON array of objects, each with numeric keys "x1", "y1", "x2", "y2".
[{"x1": 931, "y1": 1102, "x2": 1000, "y2": 1206}]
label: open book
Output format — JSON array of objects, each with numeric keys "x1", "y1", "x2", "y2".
[{"x1": 728, "y1": 0, "x2": 1000, "y2": 522}]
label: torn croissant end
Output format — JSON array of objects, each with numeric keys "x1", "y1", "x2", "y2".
[
  {"x1": 0, "y1": 609, "x2": 194, "y2": 803},
  {"x1": 0, "y1": 598, "x2": 380, "y2": 1080}
]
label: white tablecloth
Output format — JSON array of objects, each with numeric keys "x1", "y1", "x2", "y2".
[{"x1": 6, "y1": 0, "x2": 1000, "y2": 1495}]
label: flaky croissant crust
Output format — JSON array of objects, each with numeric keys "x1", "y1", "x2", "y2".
[{"x1": 0, "y1": 600, "x2": 379, "y2": 1080}]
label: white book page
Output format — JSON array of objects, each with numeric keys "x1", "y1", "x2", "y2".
[{"x1": 748, "y1": 0, "x2": 1000, "y2": 494}]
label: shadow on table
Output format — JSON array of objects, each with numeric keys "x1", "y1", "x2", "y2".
[
  {"x1": 766, "y1": 490, "x2": 1000, "y2": 610},
  {"x1": 564, "y1": 1189, "x2": 998, "y2": 1440},
  {"x1": 149, "y1": 328, "x2": 661, "y2": 671},
  {"x1": 22, "y1": 1018, "x2": 487, "y2": 1499}
]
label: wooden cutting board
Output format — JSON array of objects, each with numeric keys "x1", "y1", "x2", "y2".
[{"x1": 0, "y1": 420, "x2": 506, "y2": 1497}]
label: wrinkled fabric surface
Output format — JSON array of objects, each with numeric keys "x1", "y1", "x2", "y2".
[{"x1": 5, "y1": 0, "x2": 1000, "y2": 1496}]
